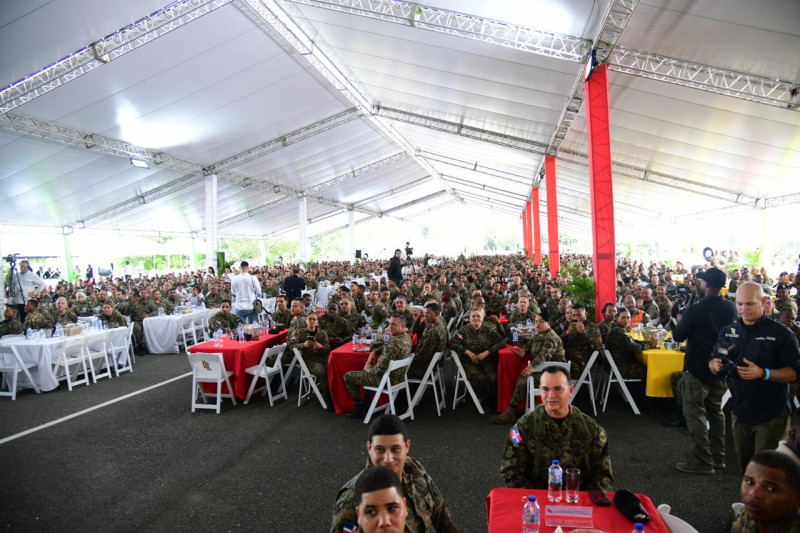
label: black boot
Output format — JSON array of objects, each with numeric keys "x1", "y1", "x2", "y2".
[{"x1": 346, "y1": 399, "x2": 369, "y2": 419}]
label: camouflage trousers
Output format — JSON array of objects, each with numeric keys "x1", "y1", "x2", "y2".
[
  {"x1": 344, "y1": 369, "x2": 381, "y2": 401},
  {"x1": 307, "y1": 362, "x2": 329, "y2": 397},
  {"x1": 460, "y1": 355, "x2": 497, "y2": 401},
  {"x1": 614, "y1": 354, "x2": 646, "y2": 380},
  {"x1": 132, "y1": 322, "x2": 144, "y2": 348},
  {"x1": 569, "y1": 355, "x2": 588, "y2": 381}
]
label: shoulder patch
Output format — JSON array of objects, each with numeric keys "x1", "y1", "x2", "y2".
[{"x1": 510, "y1": 426, "x2": 524, "y2": 446}]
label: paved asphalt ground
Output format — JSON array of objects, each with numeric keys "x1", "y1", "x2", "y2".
[{"x1": 0, "y1": 352, "x2": 742, "y2": 532}]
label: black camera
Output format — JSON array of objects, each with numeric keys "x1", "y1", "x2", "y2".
[
  {"x1": 715, "y1": 343, "x2": 742, "y2": 379},
  {"x1": 3, "y1": 253, "x2": 19, "y2": 264},
  {"x1": 404, "y1": 242, "x2": 413, "y2": 256}
]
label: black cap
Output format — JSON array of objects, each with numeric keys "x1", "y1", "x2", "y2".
[
  {"x1": 776, "y1": 283, "x2": 789, "y2": 291},
  {"x1": 697, "y1": 267, "x2": 726, "y2": 288}
]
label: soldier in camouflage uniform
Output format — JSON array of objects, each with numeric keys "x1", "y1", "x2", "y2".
[
  {"x1": 655, "y1": 284, "x2": 674, "y2": 327},
  {"x1": 408, "y1": 303, "x2": 449, "y2": 380},
  {"x1": 23, "y1": 299, "x2": 53, "y2": 331},
  {"x1": 504, "y1": 295, "x2": 540, "y2": 339},
  {"x1": 0, "y1": 306, "x2": 24, "y2": 338},
  {"x1": 561, "y1": 304, "x2": 603, "y2": 380},
  {"x1": 604, "y1": 309, "x2": 656, "y2": 379},
  {"x1": 261, "y1": 279, "x2": 280, "y2": 298},
  {"x1": 330, "y1": 414, "x2": 457, "y2": 533},
  {"x1": 271, "y1": 296, "x2": 292, "y2": 329},
  {"x1": 352, "y1": 285, "x2": 367, "y2": 314},
  {"x1": 99, "y1": 302, "x2": 127, "y2": 329},
  {"x1": 339, "y1": 298, "x2": 366, "y2": 333},
  {"x1": 151, "y1": 290, "x2": 174, "y2": 314},
  {"x1": 623, "y1": 294, "x2": 651, "y2": 326},
  {"x1": 597, "y1": 303, "x2": 617, "y2": 343},
  {"x1": 204, "y1": 285, "x2": 224, "y2": 309},
  {"x1": 776, "y1": 284, "x2": 798, "y2": 314},
  {"x1": 449, "y1": 308, "x2": 506, "y2": 403},
  {"x1": 501, "y1": 366, "x2": 614, "y2": 491},
  {"x1": 392, "y1": 295, "x2": 414, "y2": 328},
  {"x1": 208, "y1": 300, "x2": 242, "y2": 335},
  {"x1": 126, "y1": 290, "x2": 152, "y2": 352},
  {"x1": 318, "y1": 302, "x2": 352, "y2": 348},
  {"x1": 71, "y1": 292, "x2": 94, "y2": 318},
  {"x1": 640, "y1": 288, "x2": 660, "y2": 322},
  {"x1": 492, "y1": 312, "x2": 566, "y2": 423},
  {"x1": 363, "y1": 290, "x2": 379, "y2": 320},
  {"x1": 440, "y1": 288, "x2": 460, "y2": 326},
  {"x1": 369, "y1": 289, "x2": 391, "y2": 328},
  {"x1": 51, "y1": 296, "x2": 78, "y2": 329},
  {"x1": 287, "y1": 298, "x2": 310, "y2": 333},
  {"x1": 345, "y1": 315, "x2": 413, "y2": 417},
  {"x1": 287, "y1": 314, "x2": 330, "y2": 397},
  {"x1": 779, "y1": 308, "x2": 800, "y2": 344}
]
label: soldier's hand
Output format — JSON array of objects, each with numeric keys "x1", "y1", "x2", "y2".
[
  {"x1": 708, "y1": 357, "x2": 723, "y2": 375},
  {"x1": 737, "y1": 358, "x2": 765, "y2": 381},
  {"x1": 521, "y1": 364, "x2": 535, "y2": 378},
  {"x1": 487, "y1": 315, "x2": 500, "y2": 324},
  {"x1": 574, "y1": 321, "x2": 585, "y2": 334}
]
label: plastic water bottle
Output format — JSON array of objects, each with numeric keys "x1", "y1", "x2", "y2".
[
  {"x1": 522, "y1": 495, "x2": 540, "y2": 533},
  {"x1": 215, "y1": 328, "x2": 223, "y2": 346},
  {"x1": 55, "y1": 323, "x2": 64, "y2": 338},
  {"x1": 352, "y1": 333, "x2": 359, "y2": 349},
  {"x1": 632, "y1": 523, "x2": 644, "y2": 533},
  {"x1": 158, "y1": 307, "x2": 165, "y2": 316},
  {"x1": 383, "y1": 331, "x2": 391, "y2": 344},
  {"x1": 548, "y1": 460, "x2": 563, "y2": 502},
  {"x1": 38, "y1": 329, "x2": 45, "y2": 339},
  {"x1": 237, "y1": 324, "x2": 245, "y2": 343},
  {"x1": 512, "y1": 329, "x2": 519, "y2": 347},
  {"x1": 526, "y1": 318, "x2": 532, "y2": 328},
  {"x1": 371, "y1": 329, "x2": 377, "y2": 343},
  {"x1": 26, "y1": 327, "x2": 34, "y2": 340},
  {"x1": 377, "y1": 325, "x2": 383, "y2": 338}
]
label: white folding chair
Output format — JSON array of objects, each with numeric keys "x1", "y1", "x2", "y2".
[
  {"x1": 192, "y1": 314, "x2": 208, "y2": 344},
  {"x1": 53, "y1": 335, "x2": 90, "y2": 390},
  {"x1": 0, "y1": 345, "x2": 42, "y2": 399},
  {"x1": 264, "y1": 297, "x2": 277, "y2": 314},
  {"x1": 570, "y1": 350, "x2": 600, "y2": 416},
  {"x1": 525, "y1": 361, "x2": 572, "y2": 413},
  {"x1": 409, "y1": 351, "x2": 446, "y2": 416},
  {"x1": 177, "y1": 314, "x2": 197, "y2": 351},
  {"x1": 451, "y1": 350, "x2": 485, "y2": 414},
  {"x1": 84, "y1": 331, "x2": 113, "y2": 383},
  {"x1": 600, "y1": 349, "x2": 641, "y2": 415},
  {"x1": 244, "y1": 343, "x2": 287, "y2": 406},
  {"x1": 291, "y1": 347, "x2": 328, "y2": 409},
  {"x1": 125, "y1": 322, "x2": 136, "y2": 365},
  {"x1": 107, "y1": 327, "x2": 132, "y2": 376},
  {"x1": 657, "y1": 504, "x2": 700, "y2": 533},
  {"x1": 187, "y1": 352, "x2": 237, "y2": 413},
  {"x1": 363, "y1": 354, "x2": 415, "y2": 424}
]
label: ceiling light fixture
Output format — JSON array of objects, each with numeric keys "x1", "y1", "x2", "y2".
[{"x1": 130, "y1": 157, "x2": 149, "y2": 169}]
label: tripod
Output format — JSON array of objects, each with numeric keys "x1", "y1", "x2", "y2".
[{"x1": 5, "y1": 255, "x2": 25, "y2": 319}]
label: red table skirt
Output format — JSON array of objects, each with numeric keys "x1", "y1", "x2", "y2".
[
  {"x1": 497, "y1": 345, "x2": 529, "y2": 412},
  {"x1": 328, "y1": 344, "x2": 370, "y2": 414},
  {"x1": 486, "y1": 488, "x2": 669, "y2": 533},
  {"x1": 189, "y1": 330, "x2": 288, "y2": 399}
]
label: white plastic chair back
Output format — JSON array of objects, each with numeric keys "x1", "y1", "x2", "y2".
[
  {"x1": 55, "y1": 335, "x2": 89, "y2": 390},
  {"x1": 363, "y1": 354, "x2": 415, "y2": 424},
  {"x1": 450, "y1": 350, "x2": 484, "y2": 414},
  {"x1": 600, "y1": 349, "x2": 641, "y2": 415},
  {"x1": 291, "y1": 347, "x2": 327, "y2": 409},
  {"x1": 569, "y1": 350, "x2": 599, "y2": 416},
  {"x1": 244, "y1": 343, "x2": 287, "y2": 406},
  {"x1": 0, "y1": 344, "x2": 41, "y2": 399},
  {"x1": 409, "y1": 351, "x2": 446, "y2": 416},
  {"x1": 107, "y1": 327, "x2": 132, "y2": 375},
  {"x1": 84, "y1": 330, "x2": 112, "y2": 383},
  {"x1": 656, "y1": 504, "x2": 700, "y2": 533},
  {"x1": 187, "y1": 352, "x2": 237, "y2": 414}
]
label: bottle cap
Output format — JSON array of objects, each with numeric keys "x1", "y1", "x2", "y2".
[
  {"x1": 527, "y1": 495, "x2": 537, "y2": 502},
  {"x1": 552, "y1": 459, "x2": 560, "y2": 465}
]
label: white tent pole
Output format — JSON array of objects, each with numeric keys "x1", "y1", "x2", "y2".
[
  {"x1": 349, "y1": 209, "x2": 355, "y2": 265},
  {"x1": 191, "y1": 236, "x2": 198, "y2": 271},
  {"x1": 298, "y1": 197, "x2": 308, "y2": 265},
  {"x1": 0, "y1": 231, "x2": 6, "y2": 313},
  {"x1": 205, "y1": 174, "x2": 218, "y2": 272}
]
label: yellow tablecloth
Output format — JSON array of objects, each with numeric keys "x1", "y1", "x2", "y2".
[{"x1": 636, "y1": 348, "x2": 685, "y2": 398}]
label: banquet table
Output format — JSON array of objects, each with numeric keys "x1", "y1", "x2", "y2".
[
  {"x1": 188, "y1": 329, "x2": 288, "y2": 399},
  {"x1": 497, "y1": 345, "x2": 528, "y2": 412},
  {"x1": 486, "y1": 488, "x2": 668, "y2": 533},
  {"x1": 0, "y1": 335, "x2": 64, "y2": 391},
  {"x1": 636, "y1": 348, "x2": 685, "y2": 397},
  {"x1": 143, "y1": 309, "x2": 212, "y2": 354},
  {"x1": 328, "y1": 342, "x2": 371, "y2": 414}
]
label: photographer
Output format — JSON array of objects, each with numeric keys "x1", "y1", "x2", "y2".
[
  {"x1": 388, "y1": 249, "x2": 404, "y2": 289},
  {"x1": 671, "y1": 267, "x2": 737, "y2": 475},
  {"x1": 8, "y1": 258, "x2": 45, "y2": 322},
  {"x1": 710, "y1": 281, "x2": 800, "y2": 472}
]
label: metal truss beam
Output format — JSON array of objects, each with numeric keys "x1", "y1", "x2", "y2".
[
  {"x1": 455, "y1": 190, "x2": 521, "y2": 213},
  {"x1": 353, "y1": 176, "x2": 433, "y2": 206},
  {"x1": 608, "y1": 47, "x2": 800, "y2": 111},
  {"x1": 303, "y1": 151, "x2": 407, "y2": 195},
  {"x1": 0, "y1": 0, "x2": 232, "y2": 115},
  {"x1": 553, "y1": 182, "x2": 675, "y2": 223},
  {"x1": 417, "y1": 150, "x2": 534, "y2": 186},
  {"x1": 679, "y1": 191, "x2": 800, "y2": 223},
  {"x1": 442, "y1": 175, "x2": 526, "y2": 202},
  {"x1": 283, "y1": 0, "x2": 589, "y2": 62},
  {"x1": 374, "y1": 105, "x2": 549, "y2": 155},
  {"x1": 765, "y1": 192, "x2": 800, "y2": 208},
  {"x1": 240, "y1": 0, "x2": 463, "y2": 204}
]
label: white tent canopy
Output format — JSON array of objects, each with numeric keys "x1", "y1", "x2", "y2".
[{"x1": 0, "y1": 0, "x2": 798, "y2": 248}]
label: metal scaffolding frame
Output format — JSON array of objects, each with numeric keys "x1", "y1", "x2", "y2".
[
  {"x1": 417, "y1": 150, "x2": 534, "y2": 186},
  {"x1": 442, "y1": 175, "x2": 527, "y2": 202},
  {"x1": 0, "y1": 0, "x2": 232, "y2": 115},
  {"x1": 283, "y1": 0, "x2": 590, "y2": 62},
  {"x1": 240, "y1": 0, "x2": 464, "y2": 205}
]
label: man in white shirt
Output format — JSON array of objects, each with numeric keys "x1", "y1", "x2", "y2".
[
  {"x1": 230, "y1": 261, "x2": 261, "y2": 322},
  {"x1": 9, "y1": 259, "x2": 45, "y2": 322}
]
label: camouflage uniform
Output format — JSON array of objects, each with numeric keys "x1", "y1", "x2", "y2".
[
  {"x1": 24, "y1": 311, "x2": 52, "y2": 331},
  {"x1": 776, "y1": 298, "x2": 798, "y2": 314},
  {"x1": 262, "y1": 285, "x2": 280, "y2": 298},
  {"x1": 52, "y1": 310, "x2": 78, "y2": 328},
  {"x1": 204, "y1": 292, "x2": 223, "y2": 308},
  {"x1": 597, "y1": 319, "x2": 615, "y2": 343},
  {"x1": 561, "y1": 320, "x2": 603, "y2": 379},
  {"x1": 341, "y1": 311, "x2": 366, "y2": 333},
  {"x1": 330, "y1": 456, "x2": 458, "y2": 533},
  {"x1": 731, "y1": 507, "x2": 800, "y2": 533},
  {"x1": 441, "y1": 299, "x2": 459, "y2": 324},
  {"x1": 318, "y1": 313, "x2": 352, "y2": 348},
  {"x1": 505, "y1": 308, "x2": 539, "y2": 338},
  {"x1": 408, "y1": 320, "x2": 449, "y2": 380},
  {"x1": 370, "y1": 301, "x2": 390, "y2": 327},
  {"x1": 655, "y1": 296, "x2": 674, "y2": 326},
  {"x1": 603, "y1": 323, "x2": 648, "y2": 379},
  {"x1": 128, "y1": 302, "x2": 150, "y2": 347},
  {"x1": 0, "y1": 318, "x2": 24, "y2": 338},
  {"x1": 485, "y1": 294, "x2": 506, "y2": 316},
  {"x1": 393, "y1": 308, "x2": 414, "y2": 328},
  {"x1": 449, "y1": 323, "x2": 506, "y2": 401},
  {"x1": 71, "y1": 303, "x2": 94, "y2": 317},
  {"x1": 208, "y1": 312, "x2": 242, "y2": 335},
  {"x1": 506, "y1": 328, "x2": 566, "y2": 410},
  {"x1": 271, "y1": 309, "x2": 292, "y2": 329},
  {"x1": 344, "y1": 331, "x2": 413, "y2": 401},
  {"x1": 288, "y1": 311, "x2": 309, "y2": 333},
  {"x1": 288, "y1": 326, "x2": 330, "y2": 396},
  {"x1": 501, "y1": 405, "x2": 614, "y2": 491},
  {"x1": 352, "y1": 294, "x2": 366, "y2": 314},
  {"x1": 152, "y1": 299, "x2": 174, "y2": 314},
  {"x1": 100, "y1": 310, "x2": 127, "y2": 329}
]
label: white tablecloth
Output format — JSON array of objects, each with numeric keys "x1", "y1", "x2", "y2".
[
  {"x1": 1, "y1": 336, "x2": 65, "y2": 391},
  {"x1": 143, "y1": 310, "x2": 211, "y2": 354},
  {"x1": 317, "y1": 284, "x2": 336, "y2": 306}
]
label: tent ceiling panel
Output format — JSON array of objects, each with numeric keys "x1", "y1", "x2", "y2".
[
  {"x1": 618, "y1": 0, "x2": 800, "y2": 82},
  {"x1": 330, "y1": 158, "x2": 429, "y2": 203}
]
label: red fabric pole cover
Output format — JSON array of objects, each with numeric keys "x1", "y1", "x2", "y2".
[
  {"x1": 525, "y1": 200, "x2": 533, "y2": 258},
  {"x1": 584, "y1": 63, "x2": 617, "y2": 322},
  {"x1": 522, "y1": 204, "x2": 529, "y2": 257},
  {"x1": 545, "y1": 156, "x2": 559, "y2": 276},
  {"x1": 532, "y1": 188, "x2": 542, "y2": 265}
]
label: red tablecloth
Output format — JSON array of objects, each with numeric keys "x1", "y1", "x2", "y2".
[
  {"x1": 328, "y1": 343, "x2": 370, "y2": 414},
  {"x1": 499, "y1": 314, "x2": 509, "y2": 327},
  {"x1": 188, "y1": 330, "x2": 288, "y2": 399},
  {"x1": 486, "y1": 488, "x2": 669, "y2": 533},
  {"x1": 497, "y1": 345, "x2": 529, "y2": 412}
]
